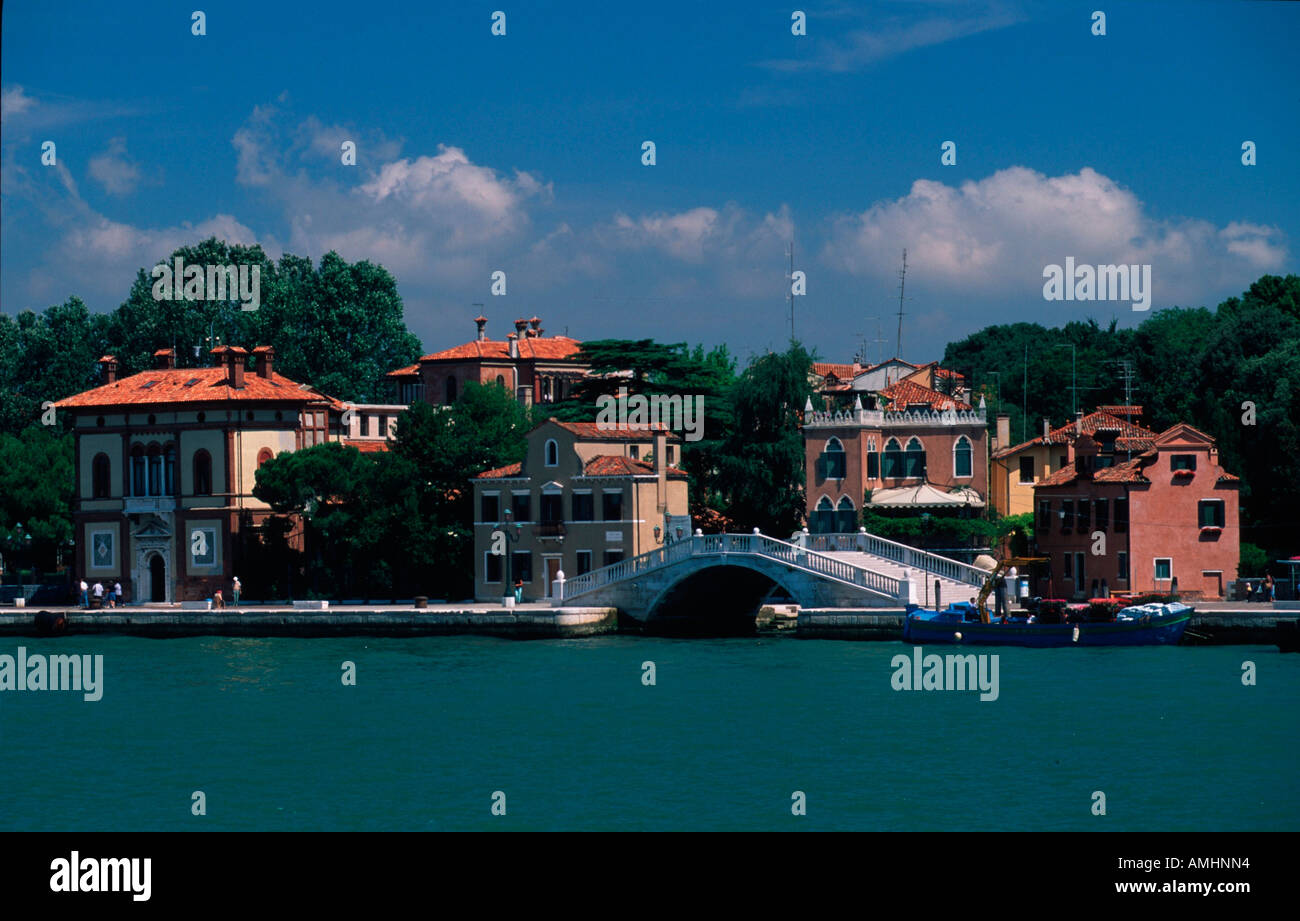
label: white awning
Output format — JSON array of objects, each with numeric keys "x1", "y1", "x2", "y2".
[{"x1": 867, "y1": 483, "x2": 986, "y2": 508}]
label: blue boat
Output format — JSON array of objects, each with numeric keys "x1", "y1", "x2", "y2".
[{"x1": 903, "y1": 600, "x2": 1193, "y2": 647}]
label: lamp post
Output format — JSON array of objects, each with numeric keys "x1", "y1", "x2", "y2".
[{"x1": 498, "y1": 508, "x2": 523, "y2": 607}]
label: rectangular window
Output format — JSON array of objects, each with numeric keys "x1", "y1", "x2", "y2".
[
  {"x1": 481, "y1": 493, "x2": 499, "y2": 523},
  {"x1": 1019, "y1": 456, "x2": 1035, "y2": 483},
  {"x1": 667, "y1": 446, "x2": 675, "y2": 464},
  {"x1": 1064, "y1": 553, "x2": 1073, "y2": 581},
  {"x1": 1058, "y1": 454, "x2": 1068, "y2": 470},
  {"x1": 1095, "y1": 456, "x2": 1115, "y2": 469},
  {"x1": 511, "y1": 550, "x2": 532, "y2": 583},
  {"x1": 1074, "y1": 551, "x2": 1086, "y2": 589},
  {"x1": 132, "y1": 455, "x2": 146, "y2": 496},
  {"x1": 576, "y1": 550, "x2": 592, "y2": 576},
  {"x1": 603, "y1": 550, "x2": 625, "y2": 567},
  {"x1": 484, "y1": 552, "x2": 502, "y2": 583},
  {"x1": 1038, "y1": 499, "x2": 1052, "y2": 533},
  {"x1": 1060, "y1": 500, "x2": 1074, "y2": 534},
  {"x1": 1095, "y1": 498, "x2": 1109, "y2": 531},
  {"x1": 1117, "y1": 551, "x2": 1129, "y2": 582},
  {"x1": 602, "y1": 490, "x2": 623, "y2": 522},
  {"x1": 1077, "y1": 498, "x2": 1090, "y2": 532},
  {"x1": 866, "y1": 451, "x2": 879, "y2": 479},
  {"x1": 629, "y1": 445, "x2": 639, "y2": 459},
  {"x1": 540, "y1": 493, "x2": 563, "y2": 524},
  {"x1": 1171, "y1": 454, "x2": 1197, "y2": 471},
  {"x1": 572, "y1": 492, "x2": 594, "y2": 522},
  {"x1": 1198, "y1": 499, "x2": 1225, "y2": 528},
  {"x1": 1154, "y1": 558, "x2": 1172, "y2": 581},
  {"x1": 511, "y1": 492, "x2": 530, "y2": 523},
  {"x1": 1114, "y1": 496, "x2": 1129, "y2": 532},
  {"x1": 361, "y1": 414, "x2": 370, "y2": 437}
]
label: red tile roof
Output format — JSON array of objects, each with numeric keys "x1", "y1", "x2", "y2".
[
  {"x1": 385, "y1": 364, "x2": 421, "y2": 378},
  {"x1": 812, "y1": 362, "x2": 861, "y2": 381},
  {"x1": 1038, "y1": 454, "x2": 1152, "y2": 487},
  {"x1": 993, "y1": 410, "x2": 1157, "y2": 459},
  {"x1": 54, "y1": 367, "x2": 333, "y2": 408},
  {"x1": 552, "y1": 420, "x2": 682, "y2": 442},
  {"x1": 346, "y1": 440, "x2": 389, "y2": 453},
  {"x1": 418, "y1": 336, "x2": 583, "y2": 363},
  {"x1": 880, "y1": 379, "x2": 971, "y2": 411},
  {"x1": 582, "y1": 455, "x2": 687, "y2": 477},
  {"x1": 476, "y1": 462, "x2": 525, "y2": 479},
  {"x1": 1095, "y1": 405, "x2": 1143, "y2": 416}
]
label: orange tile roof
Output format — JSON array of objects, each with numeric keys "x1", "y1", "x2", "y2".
[
  {"x1": 812, "y1": 362, "x2": 861, "y2": 381},
  {"x1": 582, "y1": 455, "x2": 687, "y2": 478},
  {"x1": 993, "y1": 410, "x2": 1157, "y2": 459},
  {"x1": 1096, "y1": 405, "x2": 1143, "y2": 416},
  {"x1": 346, "y1": 440, "x2": 390, "y2": 453},
  {"x1": 1038, "y1": 454, "x2": 1153, "y2": 487},
  {"x1": 552, "y1": 420, "x2": 683, "y2": 442},
  {"x1": 476, "y1": 462, "x2": 525, "y2": 479},
  {"x1": 385, "y1": 364, "x2": 421, "y2": 378},
  {"x1": 880, "y1": 379, "x2": 971, "y2": 411},
  {"x1": 54, "y1": 367, "x2": 333, "y2": 409},
  {"x1": 418, "y1": 336, "x2": 584, "y2": 363}
]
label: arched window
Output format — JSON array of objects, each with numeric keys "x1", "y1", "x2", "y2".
[
  {"x1": 866, "y1": 436, "x2": 880, "y2": 480},
  {"x1": 164, "y1": 444, "x2": 177, "y2": 495},
  {"x1": 257, "y1": 447, "x2": 274, "y2": 468},
  {"x1": 496, "y1": 374, "x2": 505, "y2": 387},
  {"x1": 812, "y1": 496, "x2": 836, "y2": 534},
  {"x1": 147, "y1": 443, "x2": 162, "y2": 496},
  {"x1": 193, "y1": 450, "x2": 212, "y2": 496},
  {"x1": 544, "y1": 438, "x2": 559, "y2": 467},
  {"x1": 818, "y1": 437, "x2": 846, "y2": 479},
  {"x1": 953, "y1": 436, "x2": 973, "y2": 478},
  {"x1": 905, "y1": 437, "x2": 926, "y2": 479},
  {"x1": 131, "y1": 445, "x2": 146, "y2": 496},
  {"x1": 882, "y1": 438, "x2": 903, "y2": 479},
  {"x1": 835, "y1": 496, "x2": 857, "y2": 533},
  {"x1": 445, "y1": 376, "x2": 458, "y2": 404},
  {"x1": 92, "y1": 453, "x2": 112, "y2": 499}
]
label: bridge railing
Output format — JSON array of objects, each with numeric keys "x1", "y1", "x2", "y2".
[
  {"x1": 804, "y1": 531, "x2": 988, "y2": 587},
  {"x1": 560, "y1": 532, "x2": 902, "y2": 600}
]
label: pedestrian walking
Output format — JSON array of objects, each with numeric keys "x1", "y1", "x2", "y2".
[
  {"x1": 514, "y1": 577, "x2": 524, "y2": 605},
  {"x1": 993, "y1": 572, "x2": 1007, "y2": 617},
  {"x1": 79, "y1": 579, "x2": 89, "y2": 608},
  {"x1": 213, "y1": 588, "x2": 225, "y2": 609},
  {"x1": 1263, "y1": 573, "x2": 1275, "y2": 603},
  {"x1": 114, "y1": 581, "x2": 123, "y2": 607},
  {"x1": 231, "y1": 576, "x2": 241, "y2": 608}
]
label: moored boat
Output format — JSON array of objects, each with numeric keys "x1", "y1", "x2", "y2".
[{"x1": 902, "y1": 600, "x2": 1193, "y2": 647}]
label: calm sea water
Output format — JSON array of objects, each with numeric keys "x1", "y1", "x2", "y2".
[{"x1": 1, "y1": 636, "x2": 1295, "y2": 831}]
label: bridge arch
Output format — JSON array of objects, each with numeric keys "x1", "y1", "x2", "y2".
[{"x1": 642, "y1": 560, "x2": 797, "y2": 634}]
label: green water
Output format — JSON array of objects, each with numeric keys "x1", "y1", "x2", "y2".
[{"x1": 0, "y1": 637, "x2": 1294, "y2": 831}]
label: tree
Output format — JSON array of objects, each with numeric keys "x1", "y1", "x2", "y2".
[{"x1": 0, "y1": 426, "x2": 75, "y2": 575}]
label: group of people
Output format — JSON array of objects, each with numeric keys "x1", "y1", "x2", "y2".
[
  {"x1": 1245, "y1": 574, "x2": 1276, "y2": 603},
  {"x1": 78, "y1": 579, "x2": 122, "y2": 608}
]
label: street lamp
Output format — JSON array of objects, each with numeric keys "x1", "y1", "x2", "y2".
[{"x1": 498, "y1": 508, "x2": 524, "y2": 607}]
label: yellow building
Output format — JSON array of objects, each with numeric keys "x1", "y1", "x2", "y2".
[
  {"x1": 989, "y1": 407, "x2": 1156, "y2": 518},
  {"x1": 472, "y1": 420, "x2": 690, "y2": 601}
]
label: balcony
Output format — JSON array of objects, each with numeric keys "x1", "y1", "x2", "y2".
[
  {"x1": 534, "y1": 521, "x2": 566, "y2": 539},
  {"x1": 123, "y1": 495, "x2": 177, "y2": 515}
]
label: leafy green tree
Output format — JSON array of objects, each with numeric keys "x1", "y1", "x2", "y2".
[
  {"x1": 0, "y1": 297, "x2": 109, "y2": 434},
  {"x1": 0, "y1": 426, "x2": 75, "y2": 575}
]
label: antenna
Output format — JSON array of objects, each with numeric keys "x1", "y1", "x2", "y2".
[
  {"x1": 1110, "y1": 359, "x2": 1142, "y2": 462},
  {"x1": 895, "y1": 249, "x2": 909, "y2": 359},
  {"x1": 785, "y1": 236, "x2": 796, "y2": 341},
  {"x1": 865, "y1": 315, "x2": 888, "y2": 368}
]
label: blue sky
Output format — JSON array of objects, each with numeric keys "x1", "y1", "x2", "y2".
[{"x1": 3, "y1": 0, "x2": 1297, "y2": 366}]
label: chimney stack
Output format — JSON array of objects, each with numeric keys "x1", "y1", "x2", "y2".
[
  {"x1": 475, "y1": 315, "x2": 488, "y2": 342},
  {"x1": 529, "y1": 316, "x2": 542, "y2": 338},
  {"x1": 514, "y1": 318, "x2": 528, "y2": 341},
  {"x1": 154, "y1": 348, "x2": 175, "y2": 370},
  {"x1": 99, "y1": 355, "x2": 119, "y2": 385},
  {"x1": 215, "y1": 346, "x2": 248, "y2": 389},
  {"x1": 507, "y1": 333, "x2": 519, "y2": 360},
  {"x1": 1042, "y1": 418, "x2": 1051, "y2": 440},
  {"x1": 252, "y1": 345, "x2": 275, "y2": 379},
  {"x1": 996, "y1": 413, "x2": 1010, "y2": 450}
]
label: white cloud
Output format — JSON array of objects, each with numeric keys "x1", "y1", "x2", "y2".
[
  {"x1": 822, "y1": 166, "x2": 1290, "y2": 305},
  {"x1": 1, "y1": 85, "x2": 36, "y2": 126},
  {"x1": 88, "y1": 137, "x2": 142, "y2": 196}
]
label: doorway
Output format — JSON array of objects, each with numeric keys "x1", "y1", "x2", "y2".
[
  {"x1": 149, "y1": 553, "x2": 166, "y2": 602},
  {"x1": 543, "y1": 555, "x2": 562, "y2": 598}
]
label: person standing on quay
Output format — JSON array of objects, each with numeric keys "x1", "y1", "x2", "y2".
[
  {"x1": 514, "y1": 577, "x2": 524, "y2": 605},
  {"x1": 92, "y1": 580, "x2": 104, "y2": 608},
  {"x1": 79, "y1": 578, "x2": 89, "y2": 608},
  {"x1": 1263, "y1": 573, "x2": 1275, "y2": 603},
  {"x1": 114, "y1": 580, "x2": 123, "y2": 608},
  {"x1": 232, "y1": 576, "x2": 241, "y2": 608}
]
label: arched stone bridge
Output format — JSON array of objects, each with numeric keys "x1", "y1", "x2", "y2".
[{"x1": 555, "y1": 532, "x2": 986, "y2": 627}]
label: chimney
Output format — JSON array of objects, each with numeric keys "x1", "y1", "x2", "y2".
[
  {"x1": 514, "y1": 318, "x2": 528, "y2": 341},
  {"x1": 252, "y1": 345, "x2": 275, "y2": 379},
  {"x1": 529, "y1": 316, "x2": 542, "y2": 337},
  {"x1": 154, "y1": 348, "x2": 175, "y2": 370},
  {"x1": 524, "y1": 327, "x2": 537, "y2": 338},
  {"x1": 1075, "y1": 432, "x2": 1099, "y2": 479},
  {"x1": 99, "y1": 355, "x2": 119, "y2": 385},
  {"x1": 475, "y1": 315, "x2": 488, "y2": 342},
  {"x1": 508, "y1": 332, "x2": 519, "y2": 360},
  {"x1": 1042, "y1": 418, "x2": 1051, "y2": 440},
  {"x1": 226, "y1": 346, "x2": 248, "y2": 389},
  {"x1": 996, "y1": 413, "x2": 1010, "y2": 450}
]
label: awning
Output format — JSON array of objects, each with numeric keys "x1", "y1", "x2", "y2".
[{"x1": 867, "y1": 483, "x2": 986, "y2": 508}]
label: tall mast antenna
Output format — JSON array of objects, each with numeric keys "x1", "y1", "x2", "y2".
[{"x1": 895, "y1": 249, "x2": 908, "y2": 358}]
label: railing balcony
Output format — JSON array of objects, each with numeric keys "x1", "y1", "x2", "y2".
[
  {"x1": 535, "y1": 521, "x2": 566, "y2": 538},
  {"x1": 123, "y1": 495, "x2": 177, "y2": 515}
]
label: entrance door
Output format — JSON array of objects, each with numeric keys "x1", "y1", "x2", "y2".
[
  {"x1": 544, "y1": 556, "x2": 562, "y2": 598},
  {"x1": 149, "y1": 554, "x2": 166, "y2": 602}
]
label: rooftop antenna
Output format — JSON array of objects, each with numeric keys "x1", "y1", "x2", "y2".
[
  {"x1": 865, "y1": 315, "x2": 888, "y2": 367},
  {"x1": 1110, "y1": 359, "x2": 1141, "y2": 462},
  {"x1": 895, "y1": 249, "x2": 909, "y2": 359}
]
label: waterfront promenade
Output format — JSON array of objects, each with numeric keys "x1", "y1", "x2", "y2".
[{"x1": 0, "y1": 600, "x2": 1289, "y2": 643}]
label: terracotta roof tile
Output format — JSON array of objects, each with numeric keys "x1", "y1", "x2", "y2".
[
  {"x1": 418, "y1": 337, "x2": 583, "y2": 363},
  {"x1": 993, "y1": 410, "x2": 1157, "y2": 459},
  {"x1": 1037, "y1": 454, "x2": 1153, "y2": 488},
  {"x1": 54, "y1": 367, "x2": 332, "y2": 409},
  {"x1": 385, "y1": 364, "x2": 421, "y2": 378},
  {"x1": 476, "y1": 462, "x2": 525, "y2": 479},
  {"x1": 552, "y1": 420, "x2": 683, "y2": 442},
  {"x1": 346, "y1": 440, "x2": 390, "y2": 453},
  {"x1": 582, "y1": 454, "x2": 687, "y2": 477},
  {"x1": 812, "y1": 362, "x2": 861, "y2": 381},
  {"x1": 880, "y1": 379, "x2": 971, "y2": 411}
]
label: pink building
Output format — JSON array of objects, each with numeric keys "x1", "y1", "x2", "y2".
[{"x1": 1033, "y1": 423, "x2": 1240, "y2": 600}]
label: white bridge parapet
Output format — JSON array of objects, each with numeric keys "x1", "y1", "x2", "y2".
[{"x1": 803, "y1": 530, "x2": 988, "y2": 588}]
